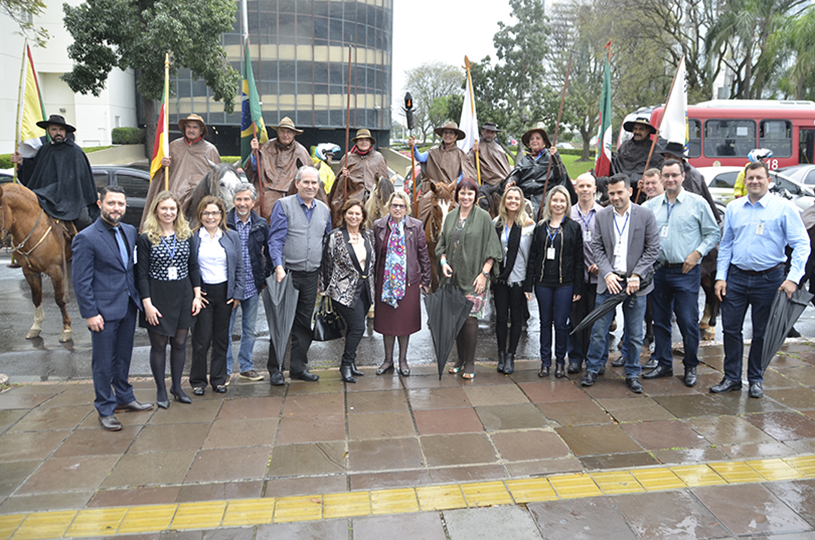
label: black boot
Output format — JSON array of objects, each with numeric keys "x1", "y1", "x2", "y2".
[
  {"x1": 340, "y1": 364, "x2": 356, "y2": 383},
  {"x1": 497, "y1": 351, "x2": 506, "y2": 373},
  {"x1": 503, "y1": 353, "x2": 515, "y2": 375},
  {"x1": 350, "y1": 362, "x2": 364, "y2": 377}
]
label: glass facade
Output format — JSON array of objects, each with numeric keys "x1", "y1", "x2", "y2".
[{"x1": 163, "y1": 0, "x2": 393, "y2": 154}]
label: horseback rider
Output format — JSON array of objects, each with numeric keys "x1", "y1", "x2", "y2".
[{"x1": 329, "y1": 129, "x2": 389, "y2": 226}]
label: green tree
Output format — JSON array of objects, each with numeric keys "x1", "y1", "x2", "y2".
[
  {"x1": 404, "y1": 61, "x2": 463, "y2": 143},
  {"x1": 772, "y1": 7, "x2": 815, "y2": 99},
  {"x1": 2, "y1": 0, "x2": 48, "y2": 46},
  {"x1": 62, "y1": 0, "x2": 240, "y2": 155}
]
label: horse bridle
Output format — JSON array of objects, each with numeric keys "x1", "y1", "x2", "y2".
[{"x1": 1, "y1": 206, "x2": 54, "y2": 268}]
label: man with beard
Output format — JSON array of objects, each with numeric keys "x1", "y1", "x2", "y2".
[
  {"x1": 470, "y1": 122, "x2": 511, "y2": 186},
  {"x1": 249, "y1": 117, "x2": 315, "y2": 219},
  {"x1": 10, "y1": 114, "x2": 98, "y2": 229},
  {"x1": 72, "y1": 186, "x2": 153, "y2": 431},
  {"x1": 613, "y1": 117, "x2": 663, "y2": 190},
  {"x1": 141, "y1": 114, "x2": 222, "y2": 225},
  {"x1": 328, "y1": 128, "x2": 389, "y2": 225}
]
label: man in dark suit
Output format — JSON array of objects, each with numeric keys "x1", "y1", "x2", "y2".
[
  {"x1": 581, "y1": 173, "x2": 660, "y2": 393},
  {"x1": 72, "y1": 186, "x2": 153, "y2": 431}
]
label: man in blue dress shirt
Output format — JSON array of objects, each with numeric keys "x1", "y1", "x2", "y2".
[{"x1": 713, "y1": 161, "x2": 810, "y2": 398}]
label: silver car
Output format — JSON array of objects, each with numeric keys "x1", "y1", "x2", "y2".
[{"x1": 698, "y1": 165, "x2": 815, "y2": 211}]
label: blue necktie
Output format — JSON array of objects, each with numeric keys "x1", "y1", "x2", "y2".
[{"x1": 114, "y1": 227, "x2": 129, "y2": 268}]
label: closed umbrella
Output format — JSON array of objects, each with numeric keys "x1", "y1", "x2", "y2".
[
  {"x1": 261, "y1": 273, "x2": 300, "y2": 371},
  {"x1": 423, "y1": 285, "x2": 473, "y2": 379},
  {"x1": 760, "y1": 288, "x2": 814, "y2": 372}
]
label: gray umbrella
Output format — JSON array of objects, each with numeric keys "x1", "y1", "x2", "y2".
[
  {"x1": 761, "y1": 287, "x2": 814, "y2": 372},
  {"x1": 423, "y1": 285, "x2": 473, "y2": 379},
  {"x1": 261, "y1": 273, "x2": 299, "y2": 371}
]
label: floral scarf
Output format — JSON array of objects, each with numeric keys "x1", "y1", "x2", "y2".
[{"x1": 381, "y1": 217, "x2": 407, "y2": 308}]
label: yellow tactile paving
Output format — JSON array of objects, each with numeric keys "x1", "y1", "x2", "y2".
[
  {"x1": 171, "y1": 501, "x2": 227, "y2": 530},
  {"x1": 65, "y1": 508, "x2": 128, "y2": 537},
  {"x1": 631, "y1": 468, "x2": 686, "y2": 491},
  {"x1": 747, "y1": 458, "x2": 803, "y2": 481},
  {"x1": 709, "y1": 461, "x2": 765, "y2": 483},
  {"x1": 590, "y1": 471, "x2": 646, "y2": 495},
  {"x1": 670, "y1": 464, "x2": 725, "y2": 486},
  {"x1": 506, "y1": 478, "x2": 558, "y2": 503},
  {"x1": 11, "y1": 511, "x2": 76, "y2": 540},
  {"x1": 273, "y1": 495, "x2": 322, "y2": 523},
  {"x1": 785, "y1": 455, "x2": 815, "y2": 477},
  {"x1": 323, "y1": 492, "x2": 371, "y2": 519},
  {"x1": 0, "y1": 515, "x2": 25, "y2": 540},
  {"x1": 117, "y1": 505, "x2": 176, "y2": 534},
  {"x1": 416, "y1": 484, "x2": 466, "y2": 511},
  {"x1": 549, "y1": 473, "x2": 603, "y2": 499},
  {"x1": 370, "y1": 488, "x2": 420, "y2": 515},
  {"x1": 461, "y1": 481, "x2": 514, "y2": 507},
  {"x1": 222, "y1": 498, "x2": 275, "y2": 527}
]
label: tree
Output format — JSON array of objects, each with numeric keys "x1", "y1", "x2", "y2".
[
  {"x1": 62, "y1": 0, "x2": 240, "y2": 155},
  {"x1": 2, "y1": 0, "x2": 48, "y2": 46},
  {"x1": 772, "y1": 7, "x2": 815, "y2": 99},
  {"x1": 404, "y1": 61, "x2": 463, "y2": 143}
]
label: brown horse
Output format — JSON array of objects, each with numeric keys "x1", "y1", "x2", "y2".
[
  {"x1": 0, "y1": 183, "x2": 73, "y2": 342},
  {"x1": 422, "y1": 180, "x2": 457, "y2": 291}
]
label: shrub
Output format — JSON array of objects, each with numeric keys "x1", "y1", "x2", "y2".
[{"x1": 112, "y1": 127, "x2": 145, "y2": 145}]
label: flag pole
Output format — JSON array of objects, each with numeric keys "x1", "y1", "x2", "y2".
[
  {"x1": 538, "y1": 49, "x2": 574, "y2": 221},
  {"x1": 162, "y1": 52, "x2": 170, "y2": 191},
  {"x1": 635, "y1": 54, "x2": 684, "y2": 202},
  {"x1": 13, "y1": 40, "x2": 30, "y2": 185},
  {"x1": 344, "y1": 47, "x2": 352, "y2": 204},
  {"x1": 464, "y1": 56, "x2": 481, "y2": 185},
  {"x1": 247, "y1": 38, "x2": 265, "y2": 217}
]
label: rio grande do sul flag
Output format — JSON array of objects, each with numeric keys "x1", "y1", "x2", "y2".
[
  {"x1": 594, "y1": 54, "x2": 612, "y2": 177},
  {"x1": 16, "y1": 43, "x2": 47, "y2": 158},
  {"x1": 149, "y1": 86, "x2": 168, "y2": 180}
]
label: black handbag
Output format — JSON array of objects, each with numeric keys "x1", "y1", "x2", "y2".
[{"x1": 313, "y1": 296, "x2": 345, "y2": 341}]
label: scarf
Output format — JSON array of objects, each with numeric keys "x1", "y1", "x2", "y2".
[
  {"x1": 495, "y1": 221, "x2": 521, "y2": 282},
  {"x1": 381, "y1": 217, "x2": 407, "y2": 308},
  {"x1": 351, "y1": 144, "x2": 371, "y2": 156}
]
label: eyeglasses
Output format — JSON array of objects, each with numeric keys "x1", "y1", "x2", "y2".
[
  {"x1": 390, "y1": 204, "x2": 406, "y2": 209},
  {"x1": 201, "y1": 211, "x2": 221, "y2": 217},
  {"x1": 661, "y1": 173, "x2": 682, "y2": 179}
]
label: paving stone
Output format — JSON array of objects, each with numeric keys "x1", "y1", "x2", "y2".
[
  {"x1": 128, "y1": 422, "x2": 211, "y2": 454},
  {"x1": 407, "y1": 387, "x2": 471, "y2": 410},
  {"x1": 216, "y1": 396, "x2": 284, "y2": 420},
  {"x1": 463, "y1": 384, "x2": 529, "y2": 407},
  {"x1": 429, "y1": 464, "x2": 507, "y2": 484},
  {"x1": 87, "y1": 486, "x2": 181, "y2": 508},
  {"x1": 517, "y1": 381, "x2": 590, "y2": 403},
  {"x1": 176, "y1": 481, "x2": 262, "y2": 502},
  {"x1": 747, "y1": 412, "x2": 815, "y2": 441},
  {"x1": 256, "y1": 518, "x2": 348, "y2": 539},
  {"x1": 555, "y1": 424, "x2": 643, "y2": 456},
  {"x1": 420, "y1": 433, "x2": 497, "y2": 467},
  {"x1": 538, "y1": 400, "x2": 612, "y2": 426},
  {"x1": 766, "y1": 479, "x2": 815, "y2": 527},
  {"x1": 349, "y1": 469, "x2": 432, "y2": 491},
  {"x1": 492, "y1": 430, "x2": 571, "y2": 461},
  {"x1": 265, "y1": 475, "x2": 348, "y2": 497},
  {"x1": 353, "y1": 512, "x2": 446, "y2": 540},
  {"x1": 8, "y1": 405, "x2": 90, "y2": 431},
  {"x1": 614, "y1": 490, "x2": 729, "y2": 539},
  {"x1": 202, "y1": 418, "x2": 277, "y2": 448},
  {"x1": 0, "y1": 429, "x2": 68, "y2": 460},
  {"x1": 476, "y1": 403, "x2": 551, "y2": 431},
  {"x1": 347, "y1": 437, "x2": 424, "y2": 472},
  {"x1": 53, "y1": 425, "x2": 140, "y2": 457},
  {"x1": 579, "y1": 452, "x2": 659, "y2": 470},
  {"x1": 348, "y1": 411, "x2": 416, "y2": 440},
  {"x1": 0, "y1": 460, "x2": 40, "y2": 498},
  {"x1": 185, "y1": 446, "x2": 271, "y2": 483},
  {"x1": 347, "y1": 390, "x2": 409, "y2": 413},
  {"x1": 445, "y1": 505, "x2": 543, "y2": 540},
  {"x1": 527, "y1": 497, "x2": 637, "y2": 539},
  {"x1": 0, "y1": 490, "x2": 93, "y2": 513},
  {"x1": 17, "y1": 455, "x2": 119, "y2": 494},
  {"x1": 102, "y1": 450, "x2": 197, "y2": 488},
  {"x1": 621, "y1": 420, "x2": 708, "y2": 451},
  {"x1": 267, "y1": 442, "x2": 347, "y2": 477},
  {"x1": 414, "y1": 407, "x2": 483, "y2": 435}
]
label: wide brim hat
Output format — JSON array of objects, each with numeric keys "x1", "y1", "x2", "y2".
[
  {"x1": 521, "y1": 126, "x2": 551, "y2": 148},
  {"x1": 178, "y1": 114, "x2": 208, "y2": 136},
  {"x1": 481, "y1": 122, "x2": 501, "y2": 132},
  {"x1": 622, "y1": 116, "x2": 657, "y2": 135},
  {"x1": 658, "y1": 141, "x2": 686, "y2": 158},
  {"x1": 434, "y1": 121, "x2": 465, "y2": 141},
  {"x1": 352, "y1": 128, "x2": 376, "y2": 145},
  {"x1": 36, "y1": 114, "x2": 76, "y2": 134},
  {"x1": 272, "y1": 116, "x2": 303, "y2": 134}
]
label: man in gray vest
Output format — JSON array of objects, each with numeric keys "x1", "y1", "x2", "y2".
[{"x1": 266, "y1": 166, "x2": 332, "y2": 385}]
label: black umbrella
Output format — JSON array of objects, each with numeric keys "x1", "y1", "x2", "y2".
[
  {"x1": 570, "y1": 268, "x2": 659, "y2": 336},
  {"x1": 261, "y1": 273, "x2": 300, "y2": 371},
  {"x1": 423, "y1": 285, "x2": 473, "y2": 379},
  {"x1": 761, "y1": 287, "x2": 814, "y2": 372}
]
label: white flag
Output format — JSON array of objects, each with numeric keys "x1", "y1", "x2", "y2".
[
  {"x1": 659, "y1": 56, "x2": 688, "y2": 149},
  {"x1": 458, "y1": 72, "x2": 479, "y2": 153}
]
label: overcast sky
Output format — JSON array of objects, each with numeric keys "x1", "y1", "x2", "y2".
[{"x1": 390, "y1": 0, "x2": 513, "y2": 125}]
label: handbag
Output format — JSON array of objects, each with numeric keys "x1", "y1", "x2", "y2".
[{"x1": 313, "y1": 296, "x2": 345, "y2": 341}]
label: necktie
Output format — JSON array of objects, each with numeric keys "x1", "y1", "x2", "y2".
[{"x1": 114, "y1": 227, "x2": 129, "y2": 268}]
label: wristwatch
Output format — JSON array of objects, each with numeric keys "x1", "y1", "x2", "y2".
[{"x1": 482, "y1": 270, "x2": 490, "y2": 278}]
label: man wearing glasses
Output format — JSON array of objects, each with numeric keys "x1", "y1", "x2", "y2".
[{"x1": 642, "y1": 159, "x2": 720, "y2": 387}]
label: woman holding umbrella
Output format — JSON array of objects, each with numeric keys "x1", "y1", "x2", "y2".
[
  {"x1": 492, "y1": 186, "x2": 535, "y2": 375},
  {"x1": 373, "y1": 191, "x2": 431, "y2": 377},
  {"x1": 438, "y1": 178, "x2": 503, "y2": 379},
  {"x1": 320, "y1": 199, "x2": 375, "y2": 383},
  {"x1": 526, "y1": 185, "x2": 583, "y2": 378}
]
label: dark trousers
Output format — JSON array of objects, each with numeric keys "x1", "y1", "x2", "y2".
[
  {"x1": 334, "y1": 284, "x2": 371, "y2": 367},
  {"x1": 536, "y1": 284, "x2": 574, "y2": 367},
  {"x1": 190, "y1": 281, "x2": 230, "y2": 389},
  {"x1": 652, "y1": 265, "x2": 701, "y2": 370},
  {"x1": 568, "y1": 281, "x2": 597, "y2": 365},
  {"x1": 721, "y1": 265, "x2": 783, "y2": 383},
  {"x1": 91, "y1": 302, "x2": 137, "y2": 417},
  {"x1": 268, "y1": 269, "x2": 319, "y2": 374},
  {"x1": 494, "y1": 282, "x2": 526, "y2": 355}
]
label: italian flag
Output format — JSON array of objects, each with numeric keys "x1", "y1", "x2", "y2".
[{"x1": 595, "y1": 55, "x2": 612, "y2": 177}]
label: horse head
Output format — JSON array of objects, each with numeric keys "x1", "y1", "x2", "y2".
[{"x1": 207, "y1": 160, "x2": 242, "y2": 213}]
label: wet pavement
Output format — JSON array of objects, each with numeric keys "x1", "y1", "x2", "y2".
[{"x1": 4, "y1": 250, "x2": 815, "y2": 538}]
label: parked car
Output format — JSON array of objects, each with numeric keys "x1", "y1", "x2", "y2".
[
  {"x1": 778, "y1": 164, "x2": 815, "y2": 186},
  {"x1": 91, "y1": 164, "x2": 151, "y2": 228},
  {"x1": 556, "y1": 142, "x2": 575, "y2": 150},
  {"x1": 698, "y1": 165, "x2": 815, "y2": 211},
  {"x1": 0, "y1": 169, "x2": 14, "y2": 185}
]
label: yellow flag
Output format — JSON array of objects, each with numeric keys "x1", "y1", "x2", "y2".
[{"x1": 16, "y1": 43, "x2": 47, "y2": 158}]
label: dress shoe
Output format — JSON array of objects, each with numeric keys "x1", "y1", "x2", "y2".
[
  {"x1": 375, "y1": 363, "x2": 394, "y2": 376},
  {"x1": 538, "y1": 364, "x2": 550, "y2": 377},
  {"x1": 788, "y1": 326, "x2": 801, "y2": 338},
  {"x1": 567, "y1": 362, "x2": 581, "y2": 374},
  {"x1": 193, "y1": 387, "x2": 205, "y2": 396},
  {"x1": 214, "y1": 385, "x2": 227, "y2": 394},
  {"x1": 115, "y1": 400, "x2": 154, "y2": 413},
  {"x1": 291, "y1": 370, "x2": 319, "y2": 382},
  {"x1": 224, "y1": 375, "x2": 231, "y2": 387},
  {"x1": 642, "y1": 357, "x2": 658, "y2": 370},
  {"x1": 350, "y1": 363, "x2": 364, "y2": 377},
  {"x1": 497, "y1": 351, "x2": 506, "y2": 373},
  {"x1": 171, "y1": 389, "x2": 192, "y2": 404},
  {"x1": 684, "y1": 367, "x2": 698, "y2": 387},
  {"x1": 554, "y1": 364, "x2": 565, "y2": 378},
  {"x1": 239, "y1": 370, "x2": 264, "y2": 381},
  {"x1": 99, "y1": 415, "x2": 123, "y2": 431},
  {"x1": 400, "y1": 367, "x2": 411, "y2": 377},
  {"x1": 710, "y1": 378, "x2": 742, "y2": 393},
  {"x1": 598, "y1": 365, "x2": 606, "y2": 376},
  {"x1": 581, "y1": 371, "x2": 599, "y2": 387},
  {"x1": 503, "y1": 353, "x2": 515, "y2": 375},
  {"x1": 156, "y1": 400, "x2": 170, "y2": 409},
  {"x1": 749, "y1": 381, "x2": 764, "y2": 398},
  {"x1": 642, "y1": 364, "x2": 673, "y2": 379},
  {"x1": 611, "y1": 356, "x2": 625, "y2": 367},
  {"x1": 340, "y1": 365, "x2": 356, "y2": 383},
  {"x1": 269, "y1": 371, "x2": 286, "y2": 386},
  {"x1": 626, "y1": 377, "x2": 643, "y2": 394}
]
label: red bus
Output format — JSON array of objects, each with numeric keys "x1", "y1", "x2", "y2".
[{"x1": 624, "y1": 100, "x2": 815, "y2": 170}]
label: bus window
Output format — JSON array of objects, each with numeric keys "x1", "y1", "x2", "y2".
[
  {"x1": 801, "y1": 129, "x2": 815, "y2": 165},
  {"x1": 759, "y1": 120, "x2": 792, "y2": 158},
  {"x1": 704, "y1": 119, "x2": 756, "y2": 158},
  {"x1": 688, "y1": 119, "x2": 701, "y2": 158}
]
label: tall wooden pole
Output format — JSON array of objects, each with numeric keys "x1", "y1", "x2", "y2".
[
  {"x1": 344, "y1": 47, "x2": 353, "y2": 204},
  {"x1": 464, "y1": 56, "x2": 481, "y2": 185},
  {"x1": 162, "y1": 53, "x2": 170, "y2": 192}
]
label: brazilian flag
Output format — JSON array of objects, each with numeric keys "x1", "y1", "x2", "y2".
[{"x1": 241, "y1": 39, "x2": 268, "y2": 169}]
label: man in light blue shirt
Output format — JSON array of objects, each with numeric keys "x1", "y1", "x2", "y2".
[
  {"x1": 713, "y1": 161, "x2": 810, "y2": 398},
  {"x1": 642, "y1": 159, "x2": 721, "y2": 387}
]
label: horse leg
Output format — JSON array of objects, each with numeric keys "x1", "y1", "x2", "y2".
[
  {"x1": 22, "y1": 268, "x2": 45, "y2": 340},
  {"x1": 49, "y1": 267, "x2": 73, "y2": 343}
]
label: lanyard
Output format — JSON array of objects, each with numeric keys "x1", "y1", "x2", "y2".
[
  {"x1": 577, "y1": 208, "x2": 594, "y2": 230},
  {"x1": 614, "y1": 213, "x2": 629, "y2": 241},
  {"x1": 666, "y1": 200, "x2": 676, "y2": 222},
  {"x1": 160, "y1": 234, "x2": 177, "y2": 262},
  {"x1": 547, "y1": 224, "x2": 560, "y2": 245}
]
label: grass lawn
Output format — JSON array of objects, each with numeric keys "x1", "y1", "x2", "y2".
[{"x1": 561, "y1": 153, "x2": 595, "y2": 179}]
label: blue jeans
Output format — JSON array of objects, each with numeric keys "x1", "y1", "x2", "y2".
[
  {"x1": 226, "y1": 293, "x2": 260, "y2": 375},
  {"x1": 536, "y1": 284, "x2": 573, "y2": 367},
  {"x1": 586, "y1": 291, "x2": 647, "y2": 378},
  {"x1": 721, "y1": 265, "x2": 783, "y2": 383},
  {"x1": 651, "y1": 266, "x2": 701, "y2": 370}
]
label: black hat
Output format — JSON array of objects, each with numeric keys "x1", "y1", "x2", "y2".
[
  {"x1": 622, "y1": 116, "x2": 656, "y2": 135},
  {"x1": 658, "y1": 141, "x2": 686, "y2": 158},
  {"x1": 481, "y1": 122, "x2": 501, "y2": 132},
  {"x1": 36, "y1": 114, "x2": 76, "y2": 133}
]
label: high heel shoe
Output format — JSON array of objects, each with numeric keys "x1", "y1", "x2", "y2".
[
  {"x1": 497, "y1": 351, "x2": 506, "y2": 373},
  {"x1": 448, "y1": 363, "x2": 464, "y2": 374},
  {"x1": 157, "y1": 399, "x2": 170, "y2": 409},
  {"x1": 350, "y1": 362, "x2": 364, "y2": 377},
  {"x1": 340, "y1": 365, "x2": 357, "y2": 383},
  {"x1": 400, "y1": 366, "x2": 411, "y2": 377},
  {"x1": 555, "y1": 364, "x2": 565, "y2": 378},
  {"x1": 375, "y1": 363, "x2": 394, "y2": 376},
  {"x1": 171, "y1": 389, "x2": 192, "y2": 404},
  {"x1": 462, "y1": 372, "x2": 475, "y2": 380}
]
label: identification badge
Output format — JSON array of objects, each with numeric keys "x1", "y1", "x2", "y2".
[
  {"x1": 547, "y1": 247, "x2": 556, "y2": 260},
  {"x1": 167, "y1": 266, "x2": 178, "y2": 280},
  {"x1": 661, "y1": 225, "x2": 670, "y2": 238},
  {"x1": 756, "y1": 222, "x2": 764, "y2": 235},
  {"x1": 583, "y1": 230, "x2": 592, "y2": 242}
]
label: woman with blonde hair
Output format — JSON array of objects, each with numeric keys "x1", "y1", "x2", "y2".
[
  {"x1": 525, "y1": 185, "x2": 583, "y2": 378},
  {"x1": 492, "y1": 186, "x2": 535, "y2": 375},
  {"x1": 137, "y1": 191, "x2": 203, "y2": 408}
]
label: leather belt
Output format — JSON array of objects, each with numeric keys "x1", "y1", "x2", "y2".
[{"x1": 733, "y1": 263, "x2": 782, "y2": 276}]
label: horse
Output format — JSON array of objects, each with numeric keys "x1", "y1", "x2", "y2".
[
  {"x1": 364, "y1": 173, "x2": 396, "y2": 229},
  {"x1": 422, "y1": 180, "x2": 457, "y2": 291},
  {"x1": 0, "y1": 183, "x2": 73, "y2": 342},
  {"x1": 186, "y1": 161, "x2": 243, "y2": 227}
]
